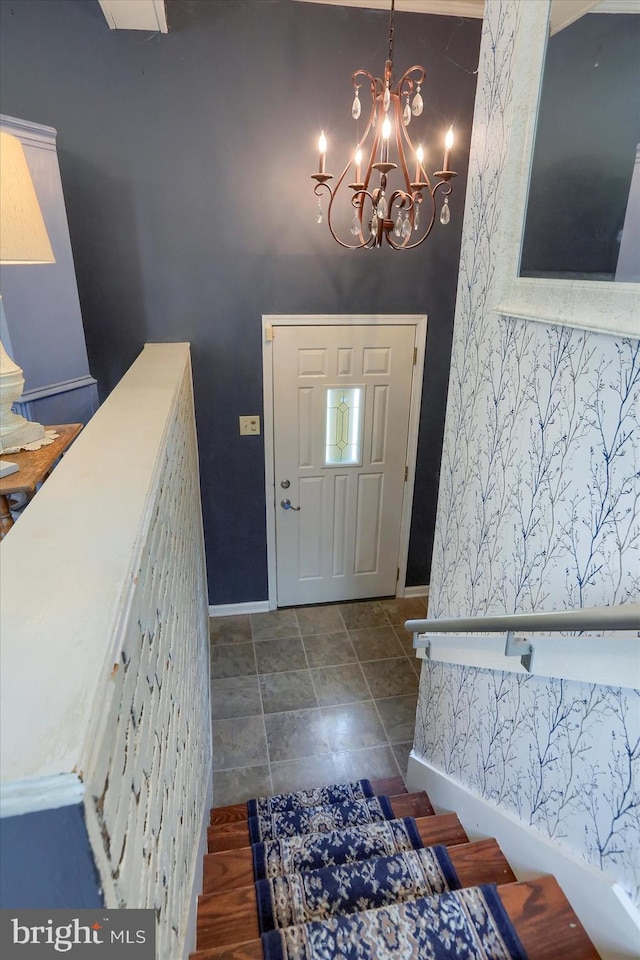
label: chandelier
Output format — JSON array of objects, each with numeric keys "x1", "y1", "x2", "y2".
[{"x1": 311, "y1": 0, "x2": 456, "y2": 250}]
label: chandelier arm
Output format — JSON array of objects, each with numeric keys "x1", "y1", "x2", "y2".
[
  {"x1": 384, "y1": 207, "x2": 438, "y2": 250},
  {"x1": 384, "y1": 187, "x2": 437, "y2": 250},
  {"x1": 353, "y1": 68, "x2": 376, "y2": 93},
  {"x1": 314, "y1": 181, "x2": 375, "y2": 250},
  {"x1": 349, "y1": 189, "x2": 375, "y2": 245},
  {"x1": 433, "y1": 179, "x2": 454, "y2": 199},
  {"x1": 395, "y1": 65, "x2": 426, "y2": 91}
]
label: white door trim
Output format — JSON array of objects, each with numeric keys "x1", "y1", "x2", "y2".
[{"x1": 262, "y1": 314, "x2": 427, "y2": 610}]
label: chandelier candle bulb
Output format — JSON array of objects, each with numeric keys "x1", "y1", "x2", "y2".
[
  {"x1": 381, "y1": 117, "x2": 391, "y2": 164},
  {"x1": 355, "y1": 148, "x2": 363, "y2": 183},
  {"x1": 443, "y1": 127, "x2": 454, "y2": 174},
  {"x1": 318, "y1": 131, "x2": 327, "y2": 174},
  {"x1": 415, "y1": 144, "x2": 424, "y2": 183}
]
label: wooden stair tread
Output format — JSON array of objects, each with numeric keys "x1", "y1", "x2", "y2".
[
  {"x1": 208, "y1": 792, "x2": 433, "y2": 853},
  {"x1": 210, "y1": 776, "x2": 408, "y2": 826},
  {"x1": 196, "y1": 839, "x2": 513, "y2": 950},
  {"x1": 203, "y1": 812, "x2": 468, "y2": 893},
  {"x1": 498, "y1": 876, "x2": 600, "y2": 959},
  {"x1": 448, "y1": 838, "x2": 516, "y2": 887},
  {"x1": 190, "y1": 876, "x2": 600, "y2": 960}
]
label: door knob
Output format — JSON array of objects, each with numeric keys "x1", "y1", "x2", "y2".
[
  {"x1": 280, "y1": 479, "x2": 290, "y2": 489},
  {"x1": 280, "y1": 499, "x2": 301, "y2": 511}
]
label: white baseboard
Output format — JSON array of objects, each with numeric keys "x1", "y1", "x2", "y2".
[
  {"x1": 406, "y1": 753, "x2": 640, "y2": 960},
  {"x1": 403, "y1": 585, "x2": 429, "y2": 599},
  {"x1": 208, "y1": 600, "x2": 270, "y2": 617}
]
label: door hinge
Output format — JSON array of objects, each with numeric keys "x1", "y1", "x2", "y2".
[
  {"x1": 265, "y1": 324, "x2": 274, "y2": 342},
  {"x1": 413, "y1": 347, "x2": 417, "y2": 365},
  {"x1": 396, "y1": 566, "x2": 400, "y2": 582},
  {"x1": 404, "y1": 465, "x2": 408, "y2": 482}
]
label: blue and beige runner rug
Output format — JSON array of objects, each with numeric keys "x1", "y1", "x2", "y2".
[
  {"x1": 248, "y1": 780, "x2": 375, "y2": 817},
  {"x1": 248, "y1": 796, "x2": 395, "y2": 844},
  {"x1": 261, "y1": 884, "x2": 527, "y2": 960},
  {"x1": 244, "y1": 782, "x2": 527, "y2": 960},
  {"x1": 253, "y1": 817, "x2": 424, "y2": 880},
  {"x1": 256, "y1": 845, "x2": 458, "y2": 931}
]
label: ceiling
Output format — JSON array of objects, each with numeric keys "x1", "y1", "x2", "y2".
[{"x1": 97, "y1": 0, "x2": 639, "y2": 34}]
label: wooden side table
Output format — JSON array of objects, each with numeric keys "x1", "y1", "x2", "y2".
[{"x1": 0, "y1": 423, "x2": 83, "y2": 540}]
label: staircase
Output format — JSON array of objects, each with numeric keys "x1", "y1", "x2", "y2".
[{"x1": 191, "y1": 775, "x2": 600, "y2": 959}]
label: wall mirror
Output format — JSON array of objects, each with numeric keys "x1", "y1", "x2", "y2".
[{"x1": 494, "y1": 0, "x2": 639, "y2": 338}]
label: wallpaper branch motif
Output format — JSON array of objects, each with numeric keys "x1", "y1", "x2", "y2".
[{"x1": 416, "y1": 0, "x2": 640, "y2": 908}]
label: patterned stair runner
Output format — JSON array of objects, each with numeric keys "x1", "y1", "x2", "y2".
[{"x1": 194, "y1": 778, "x2": 601, "y2": 960}]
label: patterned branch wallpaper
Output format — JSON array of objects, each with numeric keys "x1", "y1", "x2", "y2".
[{"x1": 414, "y1": 0, "x2": 640, "y2": 907}]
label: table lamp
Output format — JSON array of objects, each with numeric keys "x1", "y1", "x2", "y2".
[{"x1": 0, "y1": 129, "x2": 55, "y2": 473}]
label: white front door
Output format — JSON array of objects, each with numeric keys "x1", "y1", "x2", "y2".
[{"x1": 272, "y1": 323, "x2": 417, "y2": 606}]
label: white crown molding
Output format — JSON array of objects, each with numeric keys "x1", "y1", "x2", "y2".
[
  {"x1": 291, "y1": 0, "x2": 484, "y2": 18},
  {"x1": 593, "y1": 0, "x2": 640, "y2": 11},
  {"x1": 0, "y1": 114, "x2": 57, "y2": 150}
]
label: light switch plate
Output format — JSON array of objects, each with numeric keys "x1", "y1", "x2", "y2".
[{"x1": 239, "y1": 415, "x2": 260, "y2": 436}]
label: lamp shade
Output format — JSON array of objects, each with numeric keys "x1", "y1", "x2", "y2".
[{"x1": 0, "y1": 131, "x2": 55, "y2": 264}]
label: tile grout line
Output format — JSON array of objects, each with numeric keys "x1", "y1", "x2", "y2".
[
  {"x1": 299, "y1": 608, "x2": 338, "y2": 786},
  {"x1": 211, "y1": 601, "x2": 425, "y2": 798},
  {"x1": 353, "y1": 612, "x2": 403, "y2": 780},
  {"x1": 250, "y1": 614, "x2": 276, "y2": 798}
]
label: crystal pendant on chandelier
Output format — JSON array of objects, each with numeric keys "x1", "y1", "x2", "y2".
[
  {"x1": 383, "y1": 85, "x2": 391, "y2": 112},
  {"x1": 394, "y1": 213, "x2": 403, "y2": 237},
  {"x1": 352, "y1": 88, "x2": 361, "y2": 120},
  {"x1": 440, "y1": 196, "x2": 450, "y2": 225},
  {"x1": 414, "y1": 204, "x2": 420, "y2": 231},
  {"x1": 403, "y1": 97, "x2": 411, "y2": 126},
  {"x1": 351, "y1": 213, "x2": 360, "y2": 236},
  {"x1": 401, "y1": 213, "x2": 411, "y2": 239},
  {"x1": 377, "y1": 193, "x2": 387, "y2": 220},
  {"x1": 316, "y1": 198, "x2": 323, "y2": 224},
  {"x1": 412, "y1": 83, "x2": 423, "y2": 117}
]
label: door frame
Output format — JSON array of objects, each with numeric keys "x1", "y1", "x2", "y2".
[{"x1": 262, "y1": 314, "x2": 427, "y2": 610}]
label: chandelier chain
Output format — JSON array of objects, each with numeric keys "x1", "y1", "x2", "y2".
[{"x1": 388, "y1": 0, "x2": 395, "y2": 69}]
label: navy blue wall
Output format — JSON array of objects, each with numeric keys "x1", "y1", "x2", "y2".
[
  {"x1": 0, "y1": 0, "x2": 481, "y2": 602},
  {"x1": 0, "y1": 804, "x2": 102, "y2": 908}
]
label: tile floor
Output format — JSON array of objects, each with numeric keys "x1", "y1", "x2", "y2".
[{"x1": 210, "y1": 596, "x2": 427, "y2": 806}]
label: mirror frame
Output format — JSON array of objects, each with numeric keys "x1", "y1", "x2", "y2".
[{"x1": 493, "y1": 0, "x2": 639, "y2": 339}]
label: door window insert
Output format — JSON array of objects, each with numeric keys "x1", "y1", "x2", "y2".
[{"x1": 325, "y1": 386, "x2": 364, "y2": 466}]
